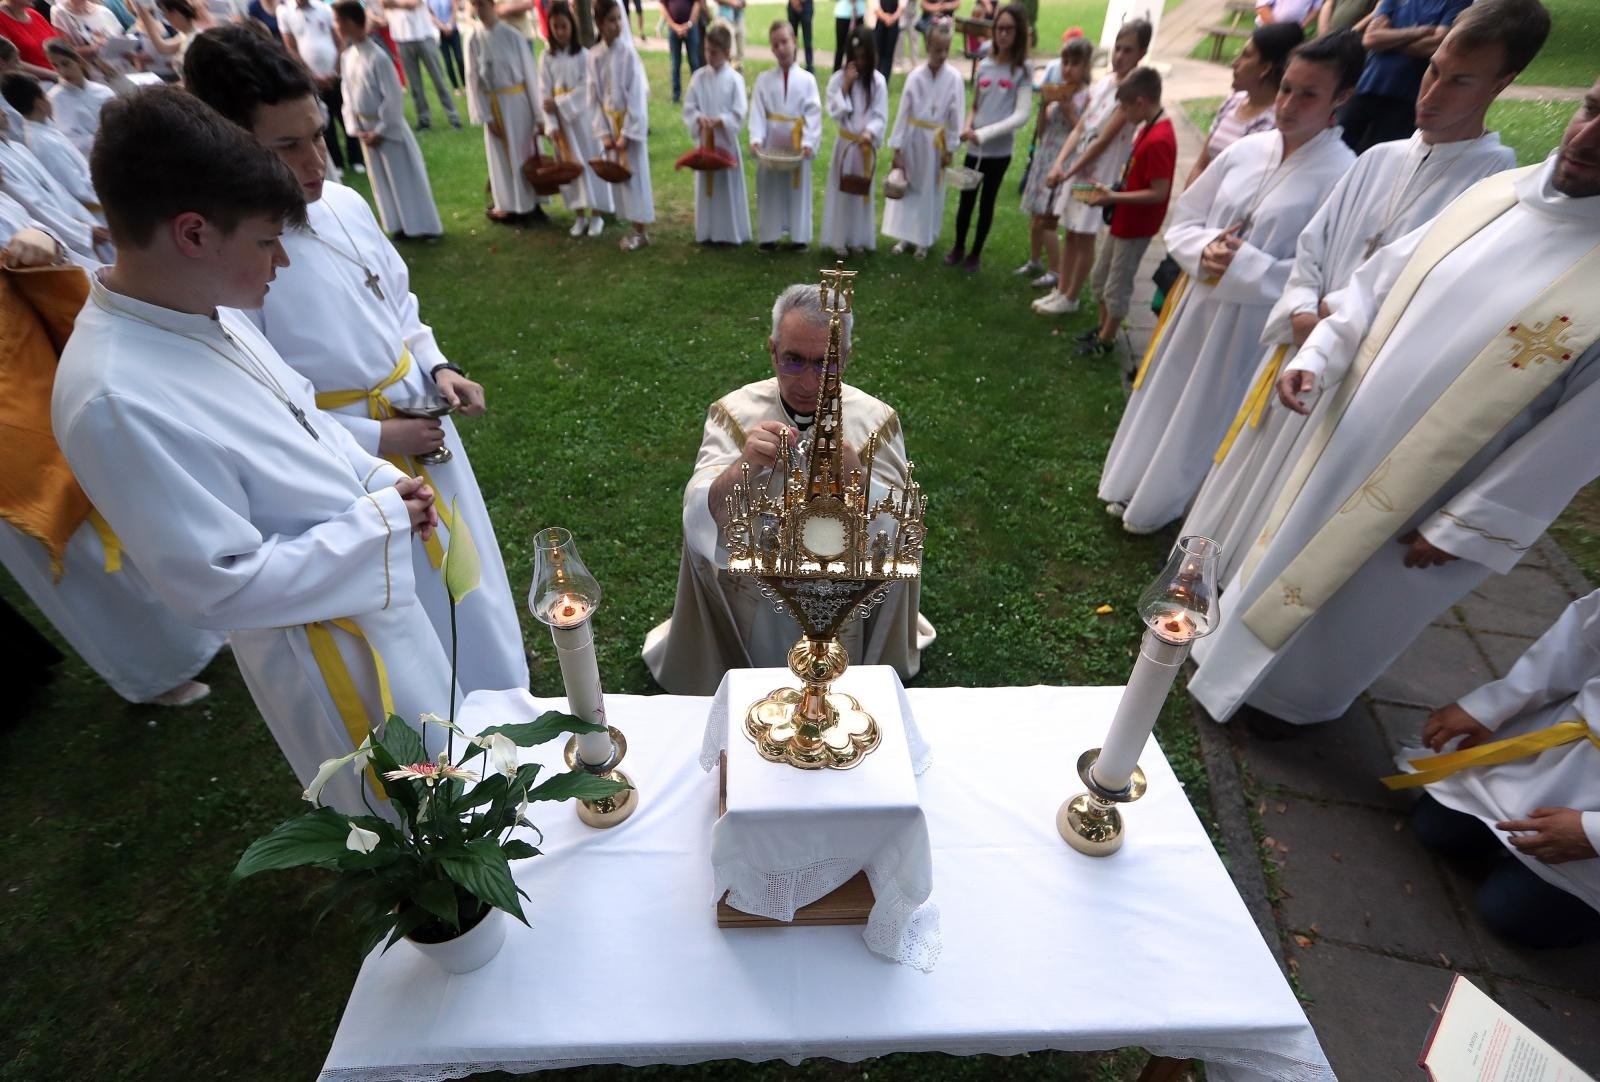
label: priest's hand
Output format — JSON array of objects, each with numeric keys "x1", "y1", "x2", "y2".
[
  {"x1": 433, "y1": 369, "x2": 486, "y2": 416},
  {"x1": 1497, "y1": 808, "x2": 1598, "y2": 864},
  {"x1": 840, "y1": 439, "x2": 863, "y2": 484},
  {"x1": 379, "y1": 416, "x2": 446, "y2": 456},
  {"x1": 396, "y1": 476, "x2": 439, "y2": 540},
  {"x1": 742, "y1": 420, "x2": 799, "y2": 472},
  {"x1": 1, "y1": 227, "x2": 64, "y2": 268},
  {"x1": 1289, "y1": 310, "x2": 1320, "y2": 346},
  {"x1": 1275, "y1": 369, "x2": 1316, "y2": 415},
  {"x1": 1421, "y1": 702, "x2": 1491, "y2": 752},
  {"x1": 1399, "y1": 530, "x2": 1459, "y2": 569}
]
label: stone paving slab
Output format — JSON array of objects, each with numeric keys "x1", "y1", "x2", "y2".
[
  {"x1": 1367, "y1": 623, "x2": 1498, "y2": 709},
  {"x1": 1369, "y1": 700, "x2": 1431, "y2": 756},
  {"x1": 1268, "y1": 798, "x2": 1482, "y2": 967},
  {"x1": 1459, "y1": 563, "x2": 1579, "y2": 639},
  {"x1": 1291, "y1": 941, "x2": 1458, "y2": 1082},
  {"x1": 1233, "y1": 700, "x2": 1407, "y2": 810},
  {"x1": 1473, "y1": 630, "x2": 1538, "y2": 683}
]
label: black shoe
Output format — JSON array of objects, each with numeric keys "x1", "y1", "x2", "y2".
[
  {"x1": 1240, "y1": 705, "x2": 1311, "y2": 741},
  {"x1": 1072, "y1": 328, "x2": 1100, "y2": 346},
  {"x1": 416, "y1": 120, "x2": 432, "y2": 132},
  {"x1": 759, "y1": 241, "x2": 778, "y2": 251},
  {"x1": 449, "y1": 115, "x2": 462, "y2": 130},
  {"x1": 528, "y1": 205, "x2": 550, "y2": 223},
  {"x1": 1076, "y1": 337, "x2": 1114, "y2": 357},
  {"x1": 788, "y1": 242, "x2": 808, "y2": 251}
]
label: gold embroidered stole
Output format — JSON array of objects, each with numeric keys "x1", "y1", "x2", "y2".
[{"x1": 1241, "y1": 165, "x2": 1600, "y2": 649}]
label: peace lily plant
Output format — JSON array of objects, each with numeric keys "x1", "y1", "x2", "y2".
[{"x1": 232, "y1": 503, "x2": 629, "y2": 955}]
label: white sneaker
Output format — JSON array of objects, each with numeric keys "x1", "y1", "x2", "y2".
[
  {"x1": 833, "y1": 246, "x2": 849, "y2": 259},
  {"x1": 913, "y1": 246, "x2": 928, "y2": 261},
  {"x1": 353, "y1": 163, "x2": 367, "y2": 175},
  {"x1": 1030, "y1": 271, "x2": 1059, "y2": 289},
  {"x1": 570, "y1": 218, "x2": 587, "y2": 237},
  {"x1": 891, "y1": 240, "x2": 909, "y2": 255},
  {"x1": 587, "y1": 216, "x2": 604, "y2": 237},
  {"x1": 147, "y1": 680, "x2": 211, "y2": 707},
  {"x1": 1105, "y1": 501, "x2": 1126, "y2": 518},
  {"x1": 1013, "y1": 260, "x2": 1042, "y2": 276},
  {"x1": 1032, "y1": 291, "x2": 1080, "y2": 315}
]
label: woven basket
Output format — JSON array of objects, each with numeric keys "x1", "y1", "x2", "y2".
[
  {"x1": 838, "y1": 138, "x2": 875, "y2": 197},
  {"x1": 755, "y1": 145, "x2": 804, "y2": 172},
  {"x1": 522, "y1": 134, "x2": 584, "y2": 196},
  {"x1": 945, "y1": 164, "x2": 982, "y2": 191},
  {"x1": 884, "y1": 167, "x2": 908, "y2": 199},
  {"x1": 588, "y1": 153, "x2": 632, "y2": 184}
]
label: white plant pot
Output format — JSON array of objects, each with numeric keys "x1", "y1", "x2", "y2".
[{"x1": 406, "y1": 906, "x2": 507, "y2": 975}]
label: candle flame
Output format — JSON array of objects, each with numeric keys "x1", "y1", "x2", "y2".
[{"x1": 547, "y1": 593, "x2": 592, "y2": 627}]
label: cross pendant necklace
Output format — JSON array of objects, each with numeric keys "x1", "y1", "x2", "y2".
[
  {"x1": 362, "y1": 267, "x2": 384, "y2": 301},
  {"x1": 310, "y1": 202, "x2": 385, "y2": 302},
  {"x1": 285, "y1": 400, "x2": 319, "y2": 439},
  {"x1": 215, "y1": 326, "x2": 321, "y2": 441}
]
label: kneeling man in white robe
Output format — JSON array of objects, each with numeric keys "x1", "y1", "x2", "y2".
[
  {"x1": 1394, "y1": 587, "x2": 1600, "y2": 948},
  {"x1": 642, "y1": 282, "x2": 935, "y2": 694},
  {"x1": 1189, "y1": 78, "x2": 1600, "y2": 735},
  {"x1": 53, "y1": 88, "x2": 453, "y2": 817}
]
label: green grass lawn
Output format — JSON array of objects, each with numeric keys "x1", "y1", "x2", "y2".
[
  {"x1": 1186, "y1": 0, "x2": 1599, "y2": 85},
  {"x1": 0, "y1": 48, "x2": 1203, "y2": 1082}
]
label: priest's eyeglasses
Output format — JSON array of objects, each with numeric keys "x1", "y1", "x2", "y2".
[{"x1": 776, "y1": 354, "x2": 836, "y2": 376}]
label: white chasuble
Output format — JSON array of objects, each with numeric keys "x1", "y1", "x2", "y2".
[
  {"x1": 248, "y1": 182, "x2": 529, "y2": 696},
  {"x1": 1191, "y1": 158, "x2": 1600, "y2": 726},
  {"x1": 683, "y1": 63, "x2": 752, "y2": 244},
  {"x1": 881, "y1": 61, "x2": 962, "y2": 250},
  {"x1": 1423, "y1": 588, "x2": 1600, "y2": 916},
  {"x1": 1184, "y1": 132, "x2": 1515, "y2": 584},
  {"x1": 642, "y1": 378, "x2": 936, "y2": 694},
  {"x1": 819, "y1": 68, "x2": 888, "y2": 251},
  {"x1": 0, "y1": 520, "x2": 226, "y2": 703},
  {"x1": 54, "y1": 276, "x2": 453, "y2": 816},
  {"x1": 342, "y1": 38, "x2": 444, "y2": 238},
  {"x1": 593, "y1": 37, "x2": 653, "y2": 225},
  {"x1": 539, "y1": 47, "x2": 614, "y2": 215},
  {"x1": 1098, "y1": 128, "x2": 1355, "y2": 534},
  {"x1": 465, "y1": 21, "x2": 544, "y2": 216},
  {"x1": 749, "y1": 65, "x2": 821, "y2": 245}
]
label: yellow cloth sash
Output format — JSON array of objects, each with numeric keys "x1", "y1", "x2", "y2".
[
  {"x1": 305, "y1": 617, "x2": 393, "y2": 801},
  {"x1": 314, "y1": 347, "x2": 455, "y2": 568},
  {"x1": 549, "y1": 85, "x2": 576, "y2": 161},
  {"x1": 603, "y1": 107, "x2": 631, "y2": 172},
  {"x1": 766, "y1": 110, "x2": 804, "y2": 189},
  {"x1": 496, "y1": 82, "x2": 527, "y2": 95},
  {"x1": 1381, "y1": 719, "x2": 1599, "y2": 790},
  {"x1": 1242, "y1": 166, "x2": 1600, "y2": 650},
  {"x1": 1214, "y1": 344, "x2": 1291, "y2": 464},
  {"x1": 86, "y1": 508, "x2": 122, "y2": 573},
  {"x1": 1131, "y1": 272, "x2": 1188, "y2": 391}
]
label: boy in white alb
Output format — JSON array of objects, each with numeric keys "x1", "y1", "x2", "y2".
[
  {"x1": 53, "y1": 87, "x2": 453, "y2": 816},
  {"x1": 748, "y1": 21, "x2": 818, "y2": 249},
  {"x1": 682, "y1": 20, "x2": 750, "y2": 244}
]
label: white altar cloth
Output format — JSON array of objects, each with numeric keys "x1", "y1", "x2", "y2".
[
  {"x1": 318, "y1": 685, "x2": 1333, "y2": 1082},
  {"x1": 705, "y1": 667, "x2": 940, "y2": 970}
]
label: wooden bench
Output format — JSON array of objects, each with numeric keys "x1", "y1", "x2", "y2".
[{"x1": 1201, "y1": 22, "x2": 1252, "y2": 60}]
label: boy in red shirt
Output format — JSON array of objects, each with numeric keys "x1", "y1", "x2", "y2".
[{"x1": 1077, "y1": 66, "x2": 1175, "y2": 358}]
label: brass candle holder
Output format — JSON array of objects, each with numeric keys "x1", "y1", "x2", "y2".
[{"x1": 725, "y1": 264, "x2": 928, "y2": 770}]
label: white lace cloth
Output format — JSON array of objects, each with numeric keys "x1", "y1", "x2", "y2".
[
  {"x1": 701, "y1": 667, "x2": 940, "y2": 971},
  {"x1": 318, "y1": 686, "x2": 1333, "y2": 1082}
]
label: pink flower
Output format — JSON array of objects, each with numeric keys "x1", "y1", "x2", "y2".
[
  {"x1": 978, "y1": 78, "x2": 992, "y2": 88},
  {"x1": 999, "y1": 79, "x2": 1013, "y2": 89},
  {"x1": 383, "y1": 759, "x2": 479, "y2": 787}
]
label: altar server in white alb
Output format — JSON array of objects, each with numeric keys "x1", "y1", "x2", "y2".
[
  {"x1": 335, "y1": 0, "x2": 444, "y2": 239},
  {"x1": 41, "y1": 41, "x2": 113, "y2": 158},
  {"x1": 1098, "y1": 33, "x2": 1362, "y2": 536},
  {"x1": 1184, "y1": 1, "x2": 1535, "y2": 586},
  {"x1": 819, "y1": 25, "x2": 887, "y2": 258},
  {"x1": 593, "y1": 0, "x2": 653, "y2": 251},
  {"x1": 2, "y1": 76, "x2": 100, "y2": 217},
  {"x1": 0, "y1": 225, "x2": 223, "y2": 708},
  {"x1": 53, "y1": 88, "x2": 454, "y2": 816},
  {"x1": 1188, "y1": 77, "x2": 1600, "y2": 735},
  {"x1": 683, "y1": 21, "x2": 750, "y2": 245},
  {"x1": 465, "y1": 0, "x2": 546, "y2": 225},
  {"x1": 1399, "y1": 587, "x2": 1600, "y2": 948},
  {"x1": 748, "y1": 21, "x2": 819, "y2": 251},
  {"x1": 643, "y1": 283, "x2": 936, "y2": 694},
  {"x1": 881, "y1": 23, "x2": 961, "y2": 260},
  {"x1": 0, "y1": 109, "x2": 107, "y2": 262},
  {"x1": 184, "y1": 30, "x2": 530, "y2": 697},
  {"x1": 540, "y1": 0, "x2": 614, "y2": 237}
]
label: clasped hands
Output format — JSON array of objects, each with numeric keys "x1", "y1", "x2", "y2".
[{"x1": 1199, "y1": 225, "x2": 1243, "y2": 281}]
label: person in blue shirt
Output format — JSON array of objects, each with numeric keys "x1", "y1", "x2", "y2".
[{"x1": 1338, "y1": 0, "x2": 1471, "y2": 152}]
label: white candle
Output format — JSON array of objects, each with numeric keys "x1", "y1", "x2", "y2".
[
  {"x1": 1091, "y1": 611, "x2": 1197, "y2": 793},
  {"x1": 546, "y1": 595, "x2": 614, "y2": 766}
]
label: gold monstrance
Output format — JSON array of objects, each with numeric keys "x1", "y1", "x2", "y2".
[{"x1": 724, "y1": 264, "x2": 928, "y2": 770}]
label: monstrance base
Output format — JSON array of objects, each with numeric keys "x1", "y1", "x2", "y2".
[{"x1": 743, "y1": 686, "x2": 881, "y2": 770}]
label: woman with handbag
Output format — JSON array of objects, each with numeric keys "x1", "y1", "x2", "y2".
[
  {"x1": 819, "y1": 24, "x2": 885, "y2": 258},
  {"x1": 465, "y1": 0, "x2": 545, "y2": 224},
  {"x1": 541, "y1": 0, "x2": 614, "y2": 236},
  {"x1": 943, "y1": 1, "x2": 1030, "y2": 273}
]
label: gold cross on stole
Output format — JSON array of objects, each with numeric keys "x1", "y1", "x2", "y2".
[{"x1": 1507, "y1": 316, "x2": 1577, "y2": 370}]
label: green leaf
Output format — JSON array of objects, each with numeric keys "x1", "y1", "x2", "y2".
[
  {"x1": 482, "y1": 711, "x2": 607, "y2": 748},
  {"x1": 500, "y1": 839, "x2": 541, "y2": 862},
  {"x1": 232, "y1": 807, "x2": 353, "y2": 879},
  {"x1": 378, "y1": 713, "x2": 427, "y2": 769},
  {"x1": 439, "y1": 838, "x2": 526, "y2": 924},
  {"x1": 525, "y1": 771, "x2": 632, "y2": 804},
  {"x1": 442, "y1": 497, "x2": 481, "y2": 604},
  {"x1": 411, "y1": 879, "x2": 461, "y2": 930},
  {"x1": 384, "y1": 902, "x2": 440, "y2": 952},
  {"x1": 456, "y1": 772, "x2": 509, "y2": 812}
]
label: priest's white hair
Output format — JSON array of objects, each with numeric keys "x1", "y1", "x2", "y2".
[{"x1": 771, "y1": 283, "x2": 853, "y2": 354}]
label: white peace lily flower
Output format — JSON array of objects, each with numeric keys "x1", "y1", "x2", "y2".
[
  {"x1": 303, "y1": 738, "x2": 375, "y2": 805},
  {"x1": 345, "y1": 822, "x2": 381, "y2": 854},
  {"x1": 420, "y1": 711, "x2": 464, "y2": 736},
  {"x1": 473, "y1": 732, "x2": 520, "y2": 777}
]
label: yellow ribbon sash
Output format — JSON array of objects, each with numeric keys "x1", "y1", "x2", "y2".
[
  {"x1": 1132, "y1": 272, "x2": 1188, "y2": 390},
  {"x1": 765, "y1": 110, "x2": 804, "y2": 189},
  {"x1": 549, "y1": 84, "x2": 576, "y2": 162},
  {"x1": 908, "y1": 117, "x2": 949, "y2": 189},
  {"x1": 1214, "y1": 344, "x2": 1291, "y2": 464},
  {"x1": 85, "y1": 508, "x2": 122, "y2": 573},
  {"x1": 1381, "y1": 719, "x2": 1599, "y2": 790},
  {"x1": 305, "y1": 617, "x2": 394, "y2": 801},
  {"x1": 314, "y1": 347, "x2": 455, "y2": 568}
]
